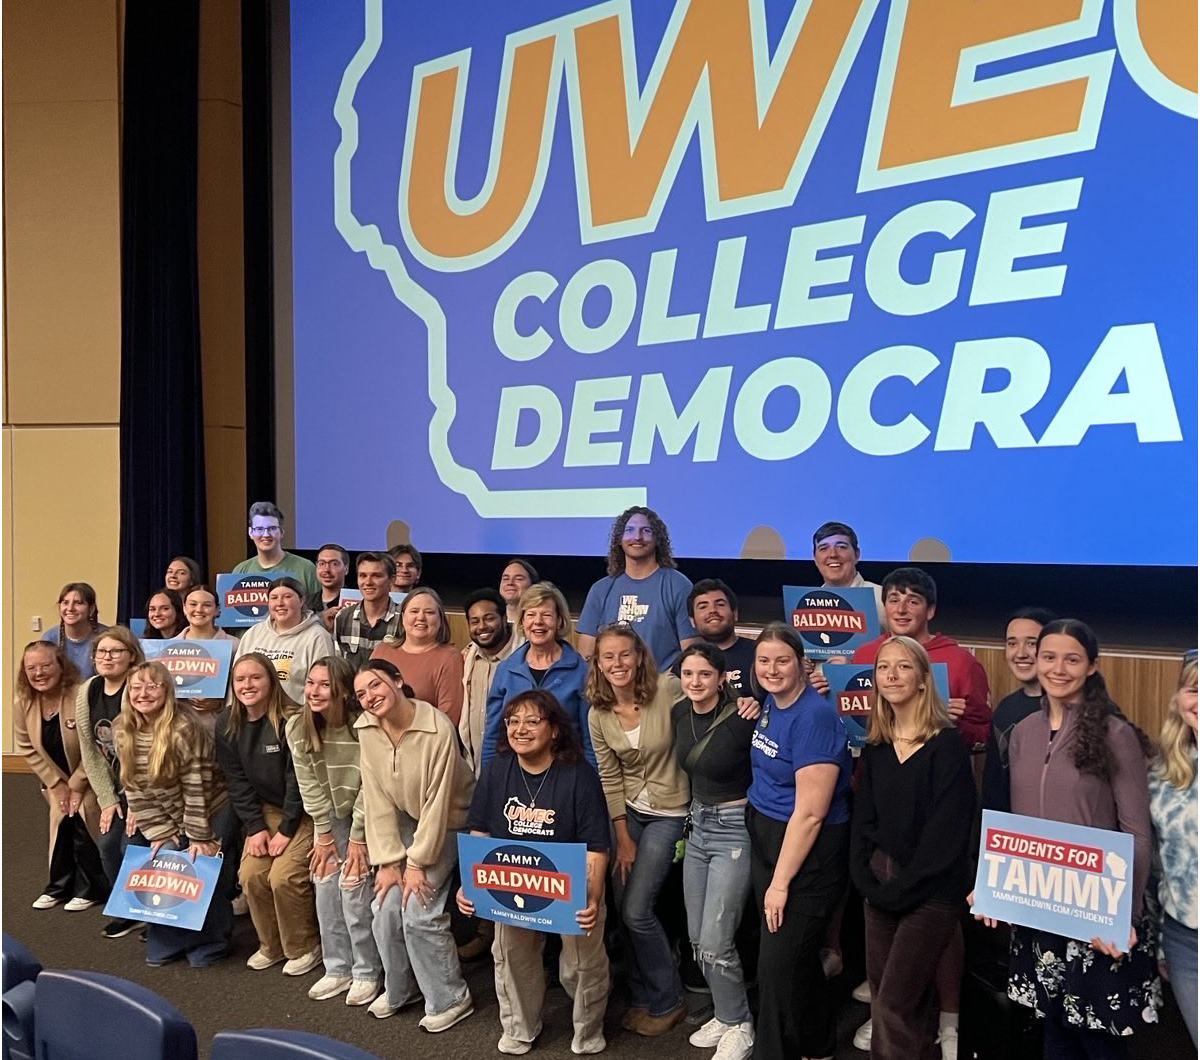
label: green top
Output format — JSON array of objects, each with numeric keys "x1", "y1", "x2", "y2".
[
  {"x1": 284, "y1": 714, "x2": 366, "y2": 842},
  {"x1": 232, "y1": 551, "x2": 320, "y2": 599}
]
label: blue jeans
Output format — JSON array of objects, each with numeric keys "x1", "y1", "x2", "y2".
[
  {"x1": 1162, "y1": 913, "x2": 1197, "y2": 1046},
  {"x1": 97, "y1": 793, "x2": 132, "y2": 886},
  {"x1": 371, "y1": 816, "x2": 469, "y2": 1017},
  {"x1": 131, "y1": 833, "x2": 235, "y2": 968},
  {"x1": 682, "y1": 801, "x2": 752, "y2": 1025},
  {"x1": 315, "y1": 815, "x2": 382, "y2": 981},
  {"x1": 613, "y1": 806, "x2": 686, "y2": 1017}
]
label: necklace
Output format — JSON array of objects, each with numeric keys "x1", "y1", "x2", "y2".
[
  {"x1": 688, "y1": 700, "x2": 719, "y2": 742},
  {"x1": 894, "y1": 735, "x2": 923, "y2": 744},
  {"x1": 520, "y1": 760, "x2": 553, "y2": 808}
]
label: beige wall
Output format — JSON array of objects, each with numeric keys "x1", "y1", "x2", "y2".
[{"x1": 2, "y1": 0, "x2": 124, "y2": 752}]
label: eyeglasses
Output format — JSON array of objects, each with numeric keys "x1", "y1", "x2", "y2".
[
  {"x1": 95, "y1": 647, "x2": 130, "y2": 658},
  {"x1": 249, "y1": 525, "x2": 282, "y2": 536},
  {"x1": 25, "y1": 665, "x2": 57, "y2": 675},
  {"x1": 315, "y1": 560, "x2": 344, "y2": 569},
  {"x1": 505, "y1": 716, "x2": 548, "y2": 729}
]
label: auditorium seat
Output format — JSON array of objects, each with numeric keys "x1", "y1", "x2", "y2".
[
  {"x1": 33, "y1": 970, "x2": 197, "y2": 1060},
  {"x1": 211, "y1": 1029, "x2": 383, "y2": 1060},
  {"x1": 1, "y1": 936, "x2": 41, "y2": 1060}
]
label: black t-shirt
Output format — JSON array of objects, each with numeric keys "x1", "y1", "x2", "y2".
[
  {"x1": 672, "y1": 636, "x2": 762, "y2": 701},
  {"x1": 670, "y1": 695, "x2": 756, "y2": 805},
  {"x1": 88, "y1": 678, "x2": 124, "y2": 784},
  {"x1": 527, "y1": 666, "x2": 548, "y2": 687},
  {"x1": 467, "y1": 754, "x2": 610, "y2": 853},
  {"x1": 981, "y1": 688, "x2": 1042, "y2": 812},
  {"x1": 42, "y1": 714, "x2": 70, "y2": 776}
]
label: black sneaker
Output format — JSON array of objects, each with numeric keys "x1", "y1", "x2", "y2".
[{"x1": 102, "y1": 918, "x2": 139, "y2": 939}]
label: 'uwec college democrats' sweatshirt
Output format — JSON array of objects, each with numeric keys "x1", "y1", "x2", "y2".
[{"x1": 851, "y1": 632, "x2": 991, "y2": 749}]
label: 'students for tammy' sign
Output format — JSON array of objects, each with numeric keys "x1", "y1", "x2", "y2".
[{"x1": 971, "y1": 810, "x2": 1135, "y2": 951}]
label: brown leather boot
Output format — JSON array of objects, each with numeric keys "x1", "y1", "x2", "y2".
[{"x1": 632, "y1": 1002, "x2": 688, "y2": 1036}]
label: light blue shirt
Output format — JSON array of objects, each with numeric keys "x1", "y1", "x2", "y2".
[
  {"x1": 577, "y1": 567, "x2": 696, "y2": 672},
  {"x1": 1149, "y1": 753, "x2": 1198, "y2": 928}
]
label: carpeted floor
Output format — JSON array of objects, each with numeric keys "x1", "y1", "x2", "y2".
[{"x1": 3, "y1": 773, "x2": 1193, "y2": 1059}]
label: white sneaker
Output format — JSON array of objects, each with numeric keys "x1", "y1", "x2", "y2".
[
  {"x1": 498, "y1": 1034, "x2": 532, "y2": 1055},
  {"x1": 819, "y1": 948, "x2": 843, "y2": 979},
  {"x1": 571, "y1": 1032, "x2": 606, "y2": 1055},
  {"x1": 31, "y1": 894, "x2": 60, "y2": 910},
  {"x1": 938, "y1": 1025, "x2": 959, "y2": 1060},
  {"x1": 712, "y1": 1022, "x2": 755, "y2": 1060},
  {"x1": 689, "y1": 1016, "x2": 733, "y2": 1049},
  {"x1": 63, "y1": 897, "x2": 96, "y2": 912},
  {"x1": 231, "y1": 893, "x2": 249, "y2": 916},
  {"x1": 852, "y1": 980, "x2": 872, "y2": 1003},
  {"x1": 852, "y1": 1018, "x2": 872, "y2": 1051},
  {"x1": 368, "y1": 991, "x2": 420, "y2": 1019},
  {"x1": 282, "y1": 947, "x2": 323, "y2": 976},
  {"x1": 246, "y1": 948, "x2": 285, "y2": 970},
  {"x1": 345, "y1": 979, "x2": 381, "y2": 1006},
  {"x1": 308, "y1": 974, "x2": 352, "y2": 1000},
  {"x1": 419, "y1": 992, "x2": 474, "y2": 1033}
]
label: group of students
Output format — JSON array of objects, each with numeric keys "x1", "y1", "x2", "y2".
[{"x1": 11, "y1": 502, "x2": 1197, "y2": 1060}]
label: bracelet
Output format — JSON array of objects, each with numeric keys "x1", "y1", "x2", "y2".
[{"x1": 316, "y1": 835, "x2": 336, "y2": 848}]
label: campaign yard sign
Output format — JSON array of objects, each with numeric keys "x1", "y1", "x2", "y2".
[
  {"x1": 971, "y1": 811, "x2": 1135, "y2": 951},
  {"x1": 458, "y1": 834, "x2": 587, "y2": 935},
  {"x1": 338, "y1": 588, "x2": 407, "y2": 607},
  {"x1": 825, "y1": 661, "x2": 950, "y2": 747},
  {"x1": 140, "y1": 639, "x2": 234, "y2": 700},
  {"x1": 784, "y1": 586, "x2": 879, "y2": 659},
  {"x1": 215, "y1": 571, "x2": 287, "y2": 628},
  {"x1": 104, "y1": 846, "x2": 222, "y2": 930}
]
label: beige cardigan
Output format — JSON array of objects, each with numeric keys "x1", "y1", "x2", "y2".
[
  {"x1": 588, "y1": 674, "x2": 690, "y2": 820},
  {"x1": 355, "y1": 699, "x2": 474, "y2": 869}
]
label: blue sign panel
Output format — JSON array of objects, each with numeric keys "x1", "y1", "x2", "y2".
[
  {"x1": 104, "y1": 846, "x2": 222, "y2": 930},
  {"x1": 458, "y1": 834, "x2": 587, "y2": 935}
]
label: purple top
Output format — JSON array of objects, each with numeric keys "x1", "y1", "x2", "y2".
[{"x1": 1009, "y1": 705, "x2": 1152, "y2": 917}]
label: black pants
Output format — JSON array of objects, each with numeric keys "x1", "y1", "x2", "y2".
[
  {"x1": 45, "y1": 813, "x2": 109, "y2": 902},
  {"x1": 747, "y1": 806, "x2": 848, "y2": 1060},
  {"x1": 1042, "y1": 1020, "x2": 1128, "y2": 1060}
]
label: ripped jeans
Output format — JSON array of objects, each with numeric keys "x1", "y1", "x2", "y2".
[{"x1": 682, "y1": 800, "x2": 752, "y2": 1025}]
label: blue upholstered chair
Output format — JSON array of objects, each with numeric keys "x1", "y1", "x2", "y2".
[{"x1": 211, "y1": 1029, "x2": 383, "y2": 1060}]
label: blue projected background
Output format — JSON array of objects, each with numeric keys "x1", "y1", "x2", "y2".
[{"x1": 288, "y1": 0, "x2": 1196, "y2": 564}]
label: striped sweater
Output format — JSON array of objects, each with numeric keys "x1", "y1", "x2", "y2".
[
  {"x1": 284, "y1": 714, "x2": 366, "y2": 841},
  {"x1": 122, "y1": 728, "x2": 227, "y2": 844}
]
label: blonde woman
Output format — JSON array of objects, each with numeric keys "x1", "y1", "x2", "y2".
[
  {"x1": 114, "y1": 661, "x2": 231, "y2": 967},
  {"x1": 74, "y1": 626, "x2": 147, "y2": 938},
  {"x1": 216, "y1": 652, "x2": 321, "y2": 976},
  {"x1": 1149, "y1": 658, "x2": 1197, "y2": 1045},
  {"x1": 285, "y1": 655, "x2": 382, "y2": 1007},
  {"x1": 850, "y1": 637, "x2": 975, "y2": 1060},
  {"x1": 14, "y1": 642, "x2": 107, "y2": 911},
  {"x1": 586, "y1": 624, "x2": 689, "y2": 1037}
]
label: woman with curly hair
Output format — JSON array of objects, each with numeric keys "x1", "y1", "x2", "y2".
[
  {"x1": 114, "y1": 661, "x2": 232, "y2": 966},
  {"x1": 1148, "y1": 658, "x2": 1197, "y2": 1045},
  {"x1": 14, "y1": 641, "x2": 108, "y2": 911},
  {"x1": 587, "y1": 623, "x2": 689, "y2": 1036},
  {"x1": 981, "y1": 619, "x2": 1159, "y2": 1059},
  {"x1": 576, "y1": 507, "x2": 698, "y2": 673}
]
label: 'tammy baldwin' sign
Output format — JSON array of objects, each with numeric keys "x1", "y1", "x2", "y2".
[
  {"x1": 458, "y1": 834, "x2": 587, "y2": 935},
  {"x1": 971, "y1": 810, "x2": 1135, "y2": 951}
]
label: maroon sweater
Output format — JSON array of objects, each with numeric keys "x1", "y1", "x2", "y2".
[{"x1": 1008, "y1": 705, "x2": 1152, "y2": 917}]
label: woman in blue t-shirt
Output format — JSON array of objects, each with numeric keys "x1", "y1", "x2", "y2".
[{"x1": 746, "y1": 622, "x2": 852, "y2": 1060}]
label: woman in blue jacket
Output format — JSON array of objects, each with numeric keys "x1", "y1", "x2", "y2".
[{"x1": 482, "y1": 583, "x2": 595, "y2": 769}]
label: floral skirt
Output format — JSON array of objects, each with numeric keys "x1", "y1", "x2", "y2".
[{"x1": 1007, "y1": 906, "x2": 1162, "y2": 1037}]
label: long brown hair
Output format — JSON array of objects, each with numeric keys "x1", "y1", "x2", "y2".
[
  {"x1": 585, "y1": 625, "x2": 659, "y2": 710},
  {"x1": 605, "y1": 506, "x2": 676, "y2": 577},
  {"x1": 56, "y1": 582, "x2": 100, "y2": 647},
  {"x1": 14, "y1": 641, "x2": 81, "y2": 713},
  {"x1": 113, "y1": 661, "x2": 209, "y2": 786},
  {"x1": 295, "y1": 655, "x2": 360, "y2": 754},
  {"x1": 865, "y1": 636, "x2": 952, "y2": 745},
  {"x1": 226, "y1": 652, "x2": 298, "y2": 739}
]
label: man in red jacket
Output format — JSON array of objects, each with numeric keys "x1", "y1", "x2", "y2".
[{"x1": 851, "y1": 567, "x2": 991, "y2": 750}]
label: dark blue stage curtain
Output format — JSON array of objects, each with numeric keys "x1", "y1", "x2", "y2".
[{"x1": 117, "y1": 0, "x2": 207, "y2": 624}]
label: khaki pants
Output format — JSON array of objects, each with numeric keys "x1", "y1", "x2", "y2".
[
  {"x1": 239, "y1": 804, "x2": 319, "y2": 959},
  {"x1": 492, "y1": 902, "x2": 609, "y2": 1050}
]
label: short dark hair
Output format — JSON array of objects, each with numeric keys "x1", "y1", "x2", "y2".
[
  {"x1": 1006, "y1": 607, "x2": 1058, "y2": 629},
  {"x1": 687, "y1": 578, "x2": 739, "y2": 617},
  {"x1": 882, "y1": 567, "x2": 937, "y2": 609},
  {"x1": 812, "y1": 521, "x2": 859, "y2": 552},
  {"x1": 464, "y1": 587, "x2": 506, "y2": 616},
  {"x1": 505, "y1": 558, "x2": 540, "y2": 583},
  {"x1": 678, "y1": 641, "x2": 728, "y2": 675},
  {"x1": 317, "y1": 543, "x2": 350, "y2": 567},
  {"x1": 248, "y1": 501, "x2": 284, "y2": 523},
  {"x1": 389, "y1": 543, "x2": 423, "y2": 573},
  {"x1": 356, "y1": 550, "x2": 396, "y2": 580}
]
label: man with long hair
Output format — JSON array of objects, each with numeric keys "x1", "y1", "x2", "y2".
[{"x1": 575, "y1": 506, "x2": 698, "y2": 672}]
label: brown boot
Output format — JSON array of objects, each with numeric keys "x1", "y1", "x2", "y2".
[
  {"x1": 632, "y1": 1002, "x2": 688, "y2": 1037},
  {"x1": 620, "y1": 1007, "x2": 647, "y2": 1032}
]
